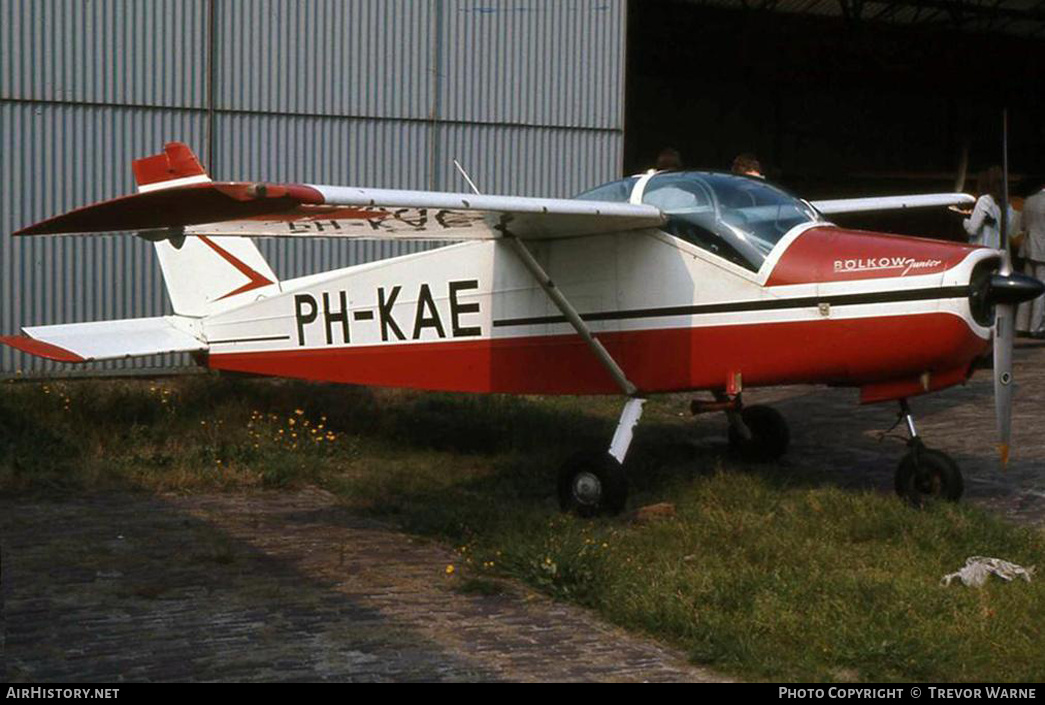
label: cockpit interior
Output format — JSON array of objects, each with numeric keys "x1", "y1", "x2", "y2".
[{"x1": 576, "y1": 172, "x2": 823, "y2": 272}]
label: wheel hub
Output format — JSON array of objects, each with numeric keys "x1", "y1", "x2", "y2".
[
  {"x1": 571, "y1": 471, "x2": 603, "y2": 506},
  {"x1": 915, "y1": 471, "x2": 941, "y2": 495}
]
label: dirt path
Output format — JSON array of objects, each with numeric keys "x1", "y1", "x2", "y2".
[{"x1": 1, "y1": 488, "x2": 726, "y2": 682}]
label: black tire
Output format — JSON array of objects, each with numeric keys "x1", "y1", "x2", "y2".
[
  {"x1": 727, "y1": 405, "x2": 790, "y2": 462},
  {"x1": 895, "y1": 447, "x2": 964, "y2": 505},
  {"x1": 556, "y1": 451, "x2": 628, "y2": 517}
]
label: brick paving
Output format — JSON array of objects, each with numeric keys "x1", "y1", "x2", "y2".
[
  {"x1": 1, "y1": 488, "x2": 726, "y2": 683},
  {"x1": 723, "y1": 340, "x2": 1045, "y2": 526},
  {"x1": 3, "y1": 344, "x2": 1044, "y2": 683}
]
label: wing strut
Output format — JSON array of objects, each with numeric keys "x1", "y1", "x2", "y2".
[
  {"x1": 502, "y1": 230, "x2": 645, "y2": 466},
  {"x1": 500, "y1": 231, "x2": 638, "y2": 398}
]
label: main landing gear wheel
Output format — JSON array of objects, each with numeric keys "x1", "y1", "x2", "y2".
[
  {"x1": 727, "y1": 405, "x2": 790, "y2": 462},
  {"x1": 895, "y1": 445, "x2": 964, "y2": 505},
  {"x1": 557, "y1": 451, "x2": 628, "y2": 517}
]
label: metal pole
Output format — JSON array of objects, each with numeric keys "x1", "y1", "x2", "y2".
[
  {"x1": 206, "y1": 0, "x2": 218, "y2": 170},
  {"x1": 1001, "y1": 108, "x2": 1010, "y2": 257}
]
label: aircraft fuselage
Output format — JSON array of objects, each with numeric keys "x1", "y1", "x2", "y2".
[{"x1": 203, "y1": 223, "x2": 994, "y2": 404}]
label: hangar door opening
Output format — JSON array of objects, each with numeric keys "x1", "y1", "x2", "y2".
[{"x1": 624, "y1": 0, "x2": 1045, "y2": 238}]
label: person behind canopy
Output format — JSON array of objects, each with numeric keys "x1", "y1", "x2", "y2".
[{"x1": 963, "y1": 167, "x2": 1004, "y2": 249}]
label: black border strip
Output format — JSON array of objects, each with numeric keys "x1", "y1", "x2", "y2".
[
  {"x1": 492, "y1": 286, "x2": 971, "y2": 328},
  {"x1": 208, "y1": 335, "x2": 292, "y2": 345}
]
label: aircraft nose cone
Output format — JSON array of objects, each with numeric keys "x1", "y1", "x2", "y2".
[{"x1": 986, "y1": 272, "x2": 1045, "y2": 305}]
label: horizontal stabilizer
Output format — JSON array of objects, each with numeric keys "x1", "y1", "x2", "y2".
[
  {"x1": 0, "y1": 317, "x2": 207, "y2": 363},
  {"x1": 812, "y1": 193, "x2": 975, "y2": 215}
]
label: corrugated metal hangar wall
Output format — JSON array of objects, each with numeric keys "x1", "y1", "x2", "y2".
[{"x1": 0, "y1": 0, "x2": 627, "y2": 376}]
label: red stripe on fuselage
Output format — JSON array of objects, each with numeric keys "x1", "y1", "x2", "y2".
[{"x1": 207, "y1": 313, "x2": 987, "y2": 400}]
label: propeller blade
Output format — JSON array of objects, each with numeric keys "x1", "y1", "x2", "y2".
[{"x1": 994, "y1": 302, "x2": 1014, "y2": 466}]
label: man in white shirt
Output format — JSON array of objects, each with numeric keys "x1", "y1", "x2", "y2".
[{"x1": 963, "y1": 167, "x2": 1004, "y2": 250}]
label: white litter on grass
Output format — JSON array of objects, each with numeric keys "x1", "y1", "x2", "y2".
[{"x1": 941, "y1": 556, "x2": 1036, "y2": 588}]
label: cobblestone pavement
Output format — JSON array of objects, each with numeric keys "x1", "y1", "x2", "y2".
[{"x1": 1, "y1": 488, "x2": 726, "y2": 683}]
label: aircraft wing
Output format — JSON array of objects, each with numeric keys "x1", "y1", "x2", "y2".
[
  {"x1": 14, "y1": 182, "x2": 665, "y2": 242},
  {"x1": 0, "y1": 317, "x2": 206, "y2": 362},
  {"x1": 811, "y1": 193, "x2": 975, "y2": 215}
]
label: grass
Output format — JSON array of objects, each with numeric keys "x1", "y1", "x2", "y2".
[{"x1": 1, "y1": 374, "x2": 1042, "y2": 681}]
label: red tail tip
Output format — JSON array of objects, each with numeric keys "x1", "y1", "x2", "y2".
[{"x1": 132, "y1": 142, "x2": 207, "y2": 188}]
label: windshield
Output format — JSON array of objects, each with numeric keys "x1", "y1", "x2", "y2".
[
  {"x1": 642, "y1": 172, "x2": 820, "y2": 271},
  {"x1": 575, "y1": 172, "x2": 821, "y2": 272},
  {"x1": 573, "y1": 176, "x2": 638, "y2": 204}
]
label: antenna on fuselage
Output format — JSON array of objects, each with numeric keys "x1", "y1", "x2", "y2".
[
  {"x1": 453, "y1": 158, "x2": 483, "y2": 195},
  {"x1": 954, "y1": 140, "x2": 969, "y2": 193}
]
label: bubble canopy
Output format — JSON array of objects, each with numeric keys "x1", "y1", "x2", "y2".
[{"x1": 575, "y1": 172, "x2": 822, "y2": 272}]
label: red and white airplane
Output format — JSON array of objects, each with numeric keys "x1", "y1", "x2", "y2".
[{"x1": 4, "y1": 142, "x2": 1042, "y2": 514}]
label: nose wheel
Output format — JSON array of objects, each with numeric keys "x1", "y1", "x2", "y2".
[
  {"x1": 892, "y1": 400, "x2": 963, "y2": 505},
  {"x1": 895, "y1": 444, "x2": 964, "y2": 504}
]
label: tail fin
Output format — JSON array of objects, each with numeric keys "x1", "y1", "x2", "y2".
[{"x1": 133, "y1": 143, "x2": 281, "y2": 317}]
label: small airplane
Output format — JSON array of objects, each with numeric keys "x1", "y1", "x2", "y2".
[{"x1": 4, "y1": 142, "x2": 1043, "y2": 515}]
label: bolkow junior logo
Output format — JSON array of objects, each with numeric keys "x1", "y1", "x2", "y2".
[{"x1": 834, "y1": 256, "x2": 944, "y2": 277}]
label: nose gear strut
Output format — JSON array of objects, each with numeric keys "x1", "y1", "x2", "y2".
[
  {"x1": 893, "y1": 399, "x2": 963, "y2": 505},
  {"x1": 691, "y1": 392, "x2": 790, "y2": 462}
]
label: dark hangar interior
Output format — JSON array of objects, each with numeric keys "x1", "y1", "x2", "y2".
[{"x1": 624, "y1": 0, "x2": 1045, "y2": 239}]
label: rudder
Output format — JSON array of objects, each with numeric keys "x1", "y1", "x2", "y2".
[{"x1": 133, "y1": 143, "x2": 281, "y2": 317}]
